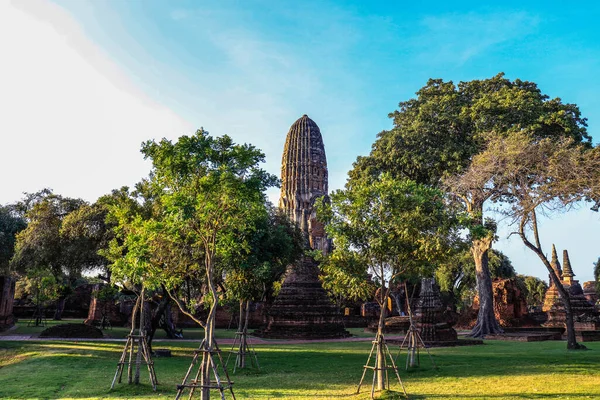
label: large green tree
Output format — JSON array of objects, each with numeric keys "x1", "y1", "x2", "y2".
[
  {"x1": 454, "y1": 131, "x2": 593, "y2": 348},
  {"x1": 11, "y1": 191, "x2": 86, "y2": 319},
  {"x1": 436, "y1": 248, "x2": 516, "y2": 312},
  {"x1": 318, "y1": 173, "x2": 458, "y2": 394},
  {"x1": 134, "y1": 130, "x2": 277, "y2": 399},
  {"x1": 350, "y1": 73, "x2": 590, "y2": 337},
  {"x1": 0, "y1": 204, "x2": 27, "y2": 275},
  {"x1": 222, "y1": 205, "x2": 304, "y2": 369}
]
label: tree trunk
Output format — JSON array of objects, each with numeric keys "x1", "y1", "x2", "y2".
[
  {"x1": 242, "y1": 300, "x2": 251, "y2": 368},
  {"x1": 201, "y1": 303, "x2": 215, "y2": 400},
  {"x1": 201, "y1": 253, "x2": 218, "y2": 400},
  {"x1": 238, "y1": 300, "x2": 247, "y2": 369},
  {"x1": 375, "y1": 269, "x2": 389, "y2": 391},
  {"x1": 469, "y1": 238, "x2": 502, "y2": 338},
  {"x1": 127, "y1": 295, "x2": 140, "y2": 384},
  {"x1": 147, "y1": 287, "x2": 174, "y2": 352},
  {"x1": 238, "y1": 300, "x2": 244, "y2": 333},
  {"x1": 530, "y1": 248, "x2": 581, "y2": 349},
  {"x1": 53, "y1": 296, "x2": 66, "y2": 320},
  {"x1": 519, "y1": 211, "x2": 585, "y2": 350},
  {"x1": 134, "y1": 288, "x2": 145, "y2": 384},
  {"x1": 35, "y1": 303, "x2": 43, "y2": 326}
]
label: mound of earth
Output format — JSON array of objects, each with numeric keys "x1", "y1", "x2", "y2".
[{"x1": 40, "y1": 323, "x2": 103, "y2": 338}]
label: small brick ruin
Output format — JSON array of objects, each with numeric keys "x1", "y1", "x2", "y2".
[
  {"x1": 0, "y1": 276, "x2": 16, "y2": 331},
  {"x1": 492, "y1": 278, "x2": 529, "y2": 327},
  {"x1": 582, "y1": 281, "x2": 599, "y2": 307},
  {"x1": 84, "y1": 284, "x2": 127, "y2": 327}
]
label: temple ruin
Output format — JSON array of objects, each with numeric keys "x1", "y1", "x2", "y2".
[
  {"x1": 542, "y1": 246, "x2": 596, "y2": 328},
  {"x1": 257, "y1": 115, "x2": 349, "y2": 338},
  {"x1": 414, "y1": 278, "x2": 458, "y2": 344}
]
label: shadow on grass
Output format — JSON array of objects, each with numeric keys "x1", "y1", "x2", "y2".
[{"x1": 0, "y1": 340, "x2": 599, "y2": 399}]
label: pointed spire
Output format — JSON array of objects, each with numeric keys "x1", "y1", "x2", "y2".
[
  {"x1": 550, "y1": 244, "x2": 562, "y2": 282},
  {"x1": 562, "y1": 250, "x2": 575, "y2": 279}
]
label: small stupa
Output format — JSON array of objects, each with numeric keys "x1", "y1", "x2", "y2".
[
  {"x1": 257, "y1": 115, "x2": 349, "y2": 339},
  {"x1": 542, "y1": 247, "x2": 596, "y2": 328},
  {"x1": 414, "y1": 278, "x2": 457, "y2": 343},
  {"x1": 542, "y1": 245, "x2": 564, "y2": 326}
]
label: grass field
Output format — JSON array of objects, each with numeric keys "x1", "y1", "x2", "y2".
[{"x1": 1, "y1": 336, "x2": 599, "y2": 400}]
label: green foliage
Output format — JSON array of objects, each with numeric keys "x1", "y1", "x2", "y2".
[
  {"x1": 350, "y1": 73, "x2": 590, "y2": 188},
  {"x1": 95, "y1": 284, "x2": 119, "y2": 302},
  {"x1": 139, "y1": 129, "x2": 278, "y2": 286},
  {"x1": 15, "y1": 268, "x2": 60, "y2": 306},
  {"x1": 223, "y1": 206, "x2": 304, "y2": 303},
  {"x1": 0, "y1": 204, "x2": 26, "y2": 274},
  {"x1": 436, "y1": 248, "x2": 516, "y2": 310},
  {"x1": 317, "y1": 173, "x2": 460, "y2": 300},
  {"x1": 10, "y1": 191, "x2": 86, "y2": 279},
  {"x1": 517, "y1": 274, "x2": 548, "y2": 309},
  {"x1": 103, "y1": 130, "x2": 278, "y2": 330},
  {"x1": 317, "y1": 248, "x2": 376, "y2": 302},
  {"x1": 60, "y1": 199, "x2": 115, "y2": 279}
]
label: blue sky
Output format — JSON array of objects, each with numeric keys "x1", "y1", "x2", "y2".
[{"x1": 2, "y1": 0, "x2": 599, "y2": 282}]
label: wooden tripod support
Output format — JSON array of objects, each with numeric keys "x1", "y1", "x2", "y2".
[
  {"x1": 110, "y1": 290, "x2": 158, "y2": 391},
  {"x1": 111, "y1": 333, "x2": 158, "y2": 390},
  {"x1": 398, "y1": 283, "x2": 437, "y2": 370},
  {"x1": 226, "y1": 331, "x2": 260, "y2": 373},
  {"x1": 28, "y1": 305, "x2": 47, "y2": 327},
  {"x1": 357, "y1": 333, "x2": 408, "y2": 399},
  {"x1": 398, "y1": 322, "x2": 437, "y2": 370},
  {"x1": 175, "y1": 338, "x2": 236, "y2": 400}
]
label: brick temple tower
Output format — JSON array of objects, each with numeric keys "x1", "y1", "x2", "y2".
[
  {"x1": 257, "y1": 115, "x2": 349, "y2": 338},
  {"x1": 279, "y1": 114, "x2": 331, "y2": 253}
]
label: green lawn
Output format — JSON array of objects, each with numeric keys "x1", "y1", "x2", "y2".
[{"x1": 0, "y1": 338, "x2": 599, "y2": 399}]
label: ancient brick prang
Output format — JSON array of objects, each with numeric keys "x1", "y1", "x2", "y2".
[
  {"x1": 257, "y1": 115, "x2": 348, "y2": 339},
  {"x1": 279, "y1": 114, "x2": 331, "y2": 253}
]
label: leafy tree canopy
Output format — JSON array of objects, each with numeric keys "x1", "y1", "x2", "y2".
[
  {"x1": 351, "y1": 73, "x2": 590, "y2": 187},
  {"x1": 0, "y1": 204, "x2": 27, "y2": 274},
  {"x1": 317, "y1": 173, "x2": 460, "y2": 301}
]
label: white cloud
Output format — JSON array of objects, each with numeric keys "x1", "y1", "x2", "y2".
[{"x1": 0, "y1": 0, "x2": 192, "y2": 205}]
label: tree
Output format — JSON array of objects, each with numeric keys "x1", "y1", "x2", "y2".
[
  {"x1": 0, "y1": 204, "x2": 27, "y2": 275},
  {"x1": 317, "y1": 173, "x2": 458, "y2": 394},
  {"x1": 517, "y1": 275, "x2": 548, "y2": 310},
  {"x1": 16, "y1": 268, "x2": 60, "y2": 326},
  {"x1": 436, "y1": 248, "x2": 516, "y2": 312},
  {"x1": 100, "y1": 186, "x2": 183, "y2": 349},
  {"x1": 110, "y1": 130, "x2": 277, "y2": 399},
  {"x1": 350, "y1": 73, "x2": 590, "y2": 337},
  {"x1": 10, "y1": 191, "x2": 86, "y2": 319},
  {"x1": 60, "y1": 194, "x2": 118, "y2": 282},
  {"x1": 455, "y1": 131, "x2": 593, "y2": 348},
  {"x1": 222, "y1": 205, "x2": 304, "y2": 369}
]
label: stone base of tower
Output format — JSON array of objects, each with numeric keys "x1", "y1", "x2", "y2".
[
  {"x1": 255, "y1": 256, "x2": 350, "y2": 339},
  {"x1": 542, "y1": 282, "x2": 598, "y2": 329}
]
